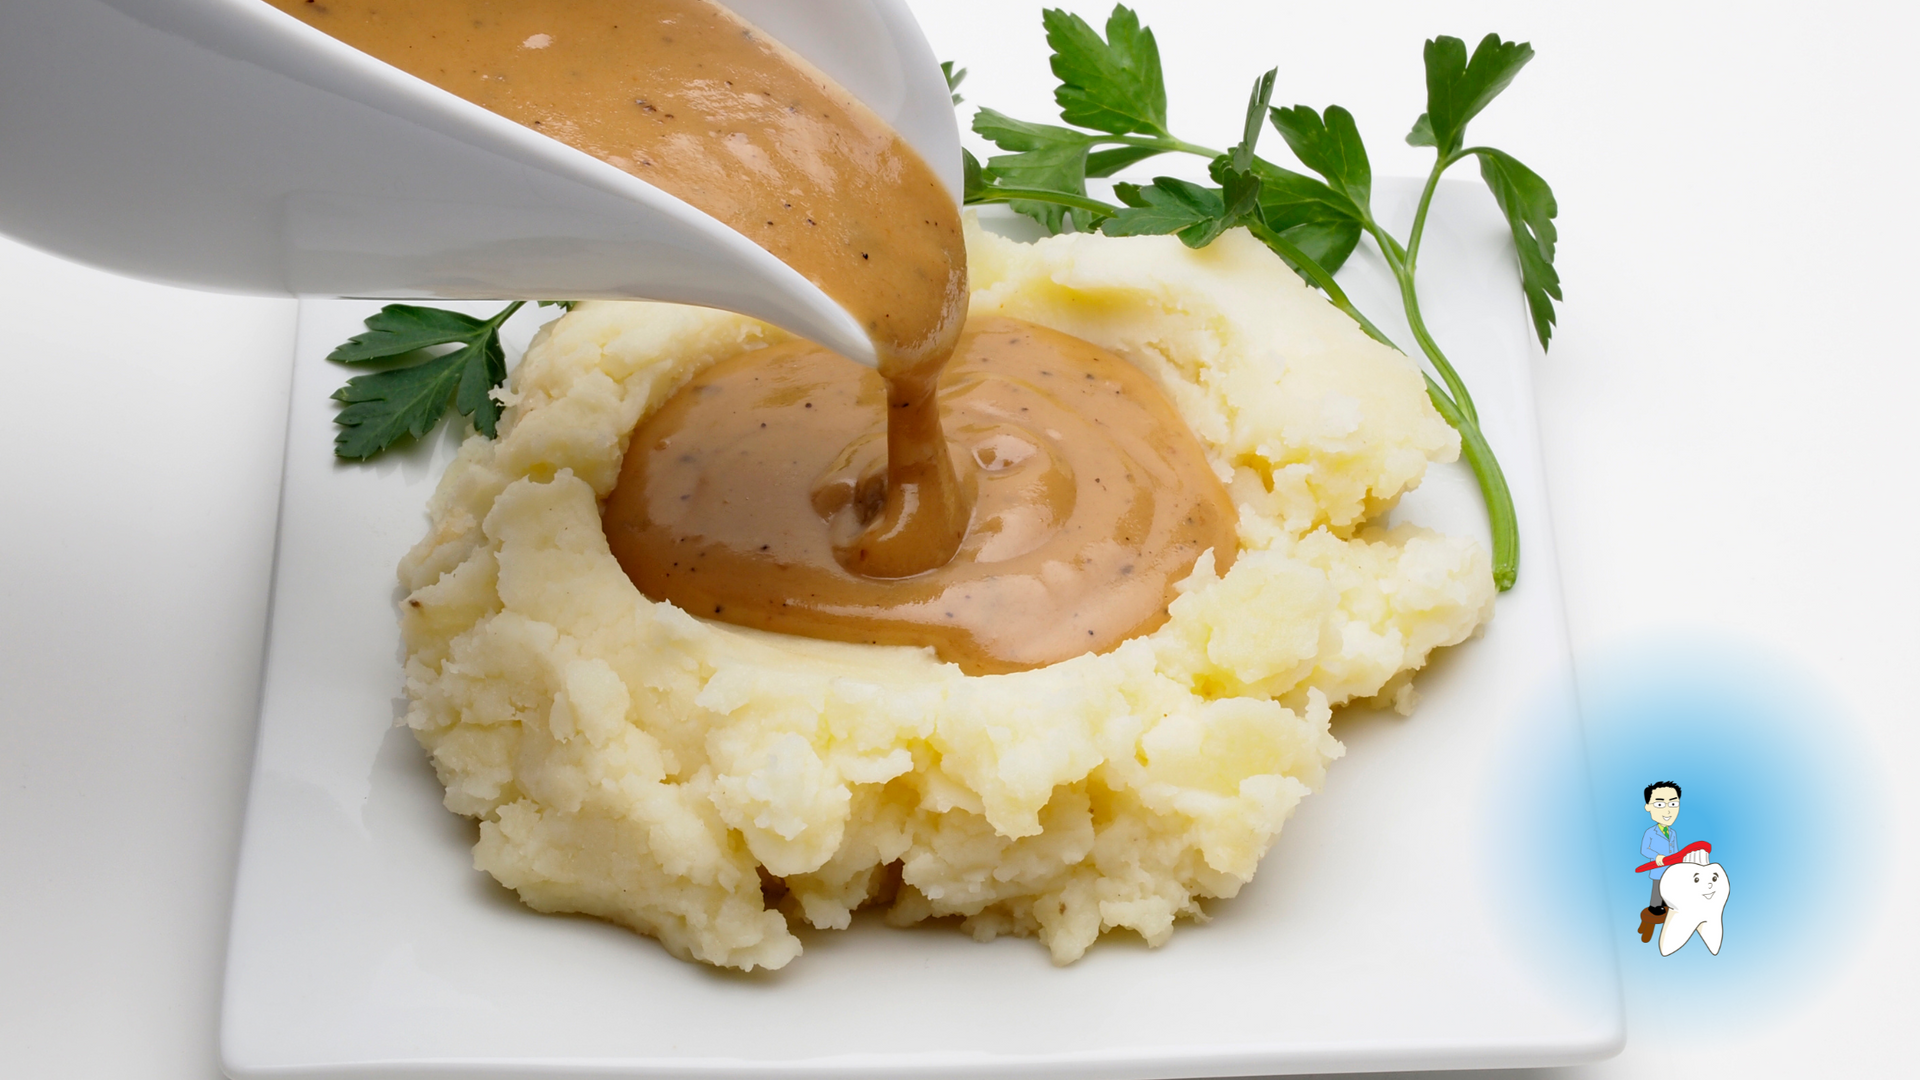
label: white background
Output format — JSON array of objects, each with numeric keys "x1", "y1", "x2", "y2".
[{"x1": 1, "y1": 1, "x2": 1913, "y2": 1077}]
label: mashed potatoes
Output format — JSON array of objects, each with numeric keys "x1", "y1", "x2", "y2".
[{"x1": 396, "y1": 222, "x2": 1495, "y2": 970}]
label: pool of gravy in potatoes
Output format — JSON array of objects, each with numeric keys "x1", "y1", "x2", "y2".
[
  {"x1": 604, "y1": 318, "x2": 1236, "y2": 674},
  {"x1": 269, "y1": 0, "x2": 1237, "y2": 672}
]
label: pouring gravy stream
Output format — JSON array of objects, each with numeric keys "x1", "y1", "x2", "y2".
[{"x1": 268, "y1": 0, "x2": 1237, "y2": 672}]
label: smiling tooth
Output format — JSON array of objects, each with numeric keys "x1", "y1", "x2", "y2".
[{"x1": 1657, "y1": 861, "x2": 1729, "y2": 956}]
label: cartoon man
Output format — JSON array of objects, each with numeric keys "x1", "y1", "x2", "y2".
[{"x1": 1638, "y1": 781, "x2": 1683, "y2": 940}]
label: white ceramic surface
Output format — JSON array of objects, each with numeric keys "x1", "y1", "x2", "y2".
[
  {"x1": 219, "y1": 185, "x2": 1623, "y2": 1078},
  {"x1": 0, "y1": 0, "x2": 963, "y2": 368}
]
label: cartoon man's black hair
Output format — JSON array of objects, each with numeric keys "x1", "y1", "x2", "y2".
[{"x1": 1643, "y1": 780, "x2": 1682, "y2": 802}]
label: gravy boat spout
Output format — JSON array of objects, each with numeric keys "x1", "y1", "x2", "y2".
[{"x1": 0, "y1": 0, "x2": 966, "y2": 368}]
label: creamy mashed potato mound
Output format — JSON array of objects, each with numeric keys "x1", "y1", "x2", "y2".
[{"x1": 397, "y1": 222, "x2": 1496, "y2": 970}]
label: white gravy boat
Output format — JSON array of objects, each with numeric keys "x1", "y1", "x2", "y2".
[{"x1": 0, "y1": 0, "x2": 964, "y2": 367}]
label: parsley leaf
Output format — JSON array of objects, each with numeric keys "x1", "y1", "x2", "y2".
[
  {"x1": 325, "y1": 304, "x2": 492, "y2": 364},
  {"x1": 1104, "y1": 178, "x2": 1232, "y2": 247},
  {"x1": 1085, "y1": 145, "x2": 1164, "y2": 178},
  {"x1": 1258, "y1": 104, "x2": 1371, "y2": 273},
  {"x1": 1102, "y1": 70, "x2": 1274, "y2": 248},
  {"x1": 962, "y1": 148, "x2": 995, "y2": 204},
  {"x1": 332, "y1": 354, "x2": 471, "y2": 461},
  {"x1": 1229, "y1": 69, "x2": 1278, "y2": 175},
  {"x1": 1406, "y1": 113, "x2": 1436, "y2": 149},
  {"x1": 1043, "y1": 5, "x2": 1170, "y2": 137},
  {"x1": 972, "y1": 108, "x2": 1102, "y2": 231},
  {"x1": 994, "y1": 148, "x2": 1100, "y2": 232},
  {"x1": 1217, "y1": 164, "x2": 1264, "y2": 237},
  {"x1": 966, "y1": 8, "x2": 1209, "y2": 230},
  {"x1": 1218, "y1": 69, "x2": 1278, "y2": 222},
  {"x1": 971, "y1": 109, "x2": 1093, "y2": 156},
  {"x1": 1406, "y1": 34, "x2": 1534, "y2": 155},
  {"x1": 1398, "y1": 33, "x2": 1561, "y2": 349},
  {"x1": 1264, "y1": 216, "x2": 1364, "y2": 272},
  {"x1": 453, "y1": 330, "x2": 508, "y2": 431},
  {"x1": 941, "y1": 60, "x2": 967, "y2": 105},
  {"x1": 1472, "y1": 147, "x2": 1561, "y2": 348},
  {"x1": 327, "y1": 301, "x2": 523, "y2": 459},
  {"x1": 1250, "y1": 161, "x2": 1364, "y2": 271},
  {"x1": 962, "y1": 149, "x2": 1123, "y2": 230},
  {"x1": 1268, "y1": 104, "x2": 1372, "y2": 210}
]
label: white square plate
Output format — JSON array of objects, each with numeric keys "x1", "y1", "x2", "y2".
[{"x1": 221, "y1": 182, "x2": 1621, "y2": 1078}]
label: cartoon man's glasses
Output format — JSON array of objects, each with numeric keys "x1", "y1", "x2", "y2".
[{"x1": 1650, "y1": 799, "x2": 1680, "y2": 808}]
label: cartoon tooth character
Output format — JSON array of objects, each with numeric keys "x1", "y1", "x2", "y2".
[{"x1": 1658, "y1": 860, "x2": 1729, "y2": 956}]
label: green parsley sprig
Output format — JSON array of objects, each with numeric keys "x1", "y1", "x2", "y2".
[
  {"x1": 941, "y1": 60, "x2": 968, "y2": 105},
  {"x1": 964, "y1": 6, "x2": 1560, "y2": 590},
  {"x1": 327, "y1": 299, "x2": 572, "y2": 460}
]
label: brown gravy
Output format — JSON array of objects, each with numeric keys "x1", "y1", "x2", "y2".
[
  {"x1": 603, "y1": 318, "x2": 1237, "y2": 674},
  {"x1": 270, "y1": 0, "x2": 1238, "y2": 672},
  {"x1": 266, "y1": 0, "x2": 970, "y2": 573}
]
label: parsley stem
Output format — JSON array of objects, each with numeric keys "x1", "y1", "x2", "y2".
[
  {"x1": 1365, "y1": 220, "x2": 1411, "y2": 268},
  {"x1": 969, "y1": 188, "x2": 1124, "y2": 216},
  {"x1": 1264, "y1": 211, "x2": 1517, "y2": 592},
  {"x1": 1395, "y1": 155, "x2": 1478, "y2": 424},
  {"x1": 1391, "y1": 150, "x2": 1519, "y2": 591},
  {"x1": 1357, "y1": 207, "x2": 1478, "y2": 425},
  {"x1": 1420, "y1": 373, "x2": 1517, "y2": 590},
  {"x1": 488, "y1": 300, "x2": 526, "y2": 327},
  {"x1": 1392, "y1": 260, "x2": 1478, "y2": 426},
  {"x1": 1112, "y1": 134, "x2": 1220, "y2": 159},
  {"x1": 1378, "y1": 157, "x2": 1478, "y2": 426},
  {"x1": 1404, "y1": 150, "x2": 1464, "y2": 273},
  {"x1": 1247, "y1": 220, "x2": 1399, "y2": 351},
  {"x1": 1261, "y1": 213, "x2": 1516, "y2": 590}
]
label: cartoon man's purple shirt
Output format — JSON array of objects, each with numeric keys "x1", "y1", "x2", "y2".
[{"x1": 1642, "y1": 824, "x2": 1681, "y2": 879}]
